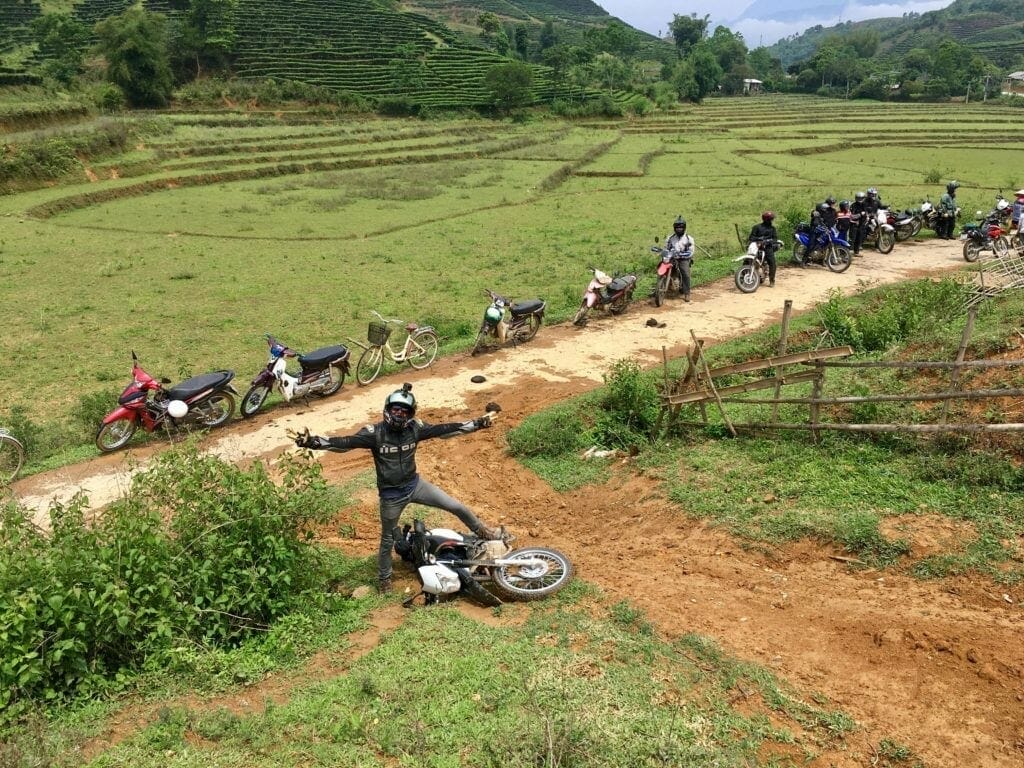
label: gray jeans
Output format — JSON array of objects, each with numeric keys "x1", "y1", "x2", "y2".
[{"x1": 378, "y1": 478, "x2": 483, "y2": 581}]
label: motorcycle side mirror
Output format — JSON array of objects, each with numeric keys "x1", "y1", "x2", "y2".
[{"x1": 131, "y1": 351, "x2": 139, "y2": 362}]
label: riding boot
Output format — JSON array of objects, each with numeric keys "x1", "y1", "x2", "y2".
[{"x1": 378, "y1": 576, "x2": 393, "y2": 594}]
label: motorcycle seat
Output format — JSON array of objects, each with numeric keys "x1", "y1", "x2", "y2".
[
  {"x1": 166, "y1": 370, "x2": 234, "y2": 401},
  {"x1": 606, "y1": 276, "x2": 634, "y2": 293},
  {"x1": 510, "y1": 299, "x2": 545, "y2": 317},
  {"x1": 299, "y1": 344, "x2": 350, "y2": 370}
]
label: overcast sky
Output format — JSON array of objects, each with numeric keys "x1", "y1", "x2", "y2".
[{"x1": 597, "y1": 1, "x2": 953, "y2": 47}]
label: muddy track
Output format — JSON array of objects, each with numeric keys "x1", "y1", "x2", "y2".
[{"x1": 13, "y1": 240, "x2": 1023, "y2": 766}]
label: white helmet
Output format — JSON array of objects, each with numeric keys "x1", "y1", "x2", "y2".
[{"x1": 997, "y1": 199, "x2": 1010, "y2": 211}]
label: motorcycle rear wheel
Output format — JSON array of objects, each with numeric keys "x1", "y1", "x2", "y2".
[
  {"x1": 407, "y1": 331, "x2": 439, "y2": 370},
  {"x1": 963, "y1": 241, "x2": 981, "y2": 262},
  {"x1": 735, "y1": 264, "x2": 759, "y2": 293},
  {"x1": 993, "y1": 237, "x2": 1010, "y2": 257},
  {"x1": 909, "y1": 218, "x2": 923, "y2": 238},
  {"x1": 512, "y1": 314, "x2": 541, "y2": 344},
  {"x1": 826, "y1": 246, "x2": 852, "y2": 273},
  {"x1": 240, "y1": 384, "x2": 271, "y2": 418},
  {"x1": 194, "y1": 393, "x2": 235, "y2": 428},
  {"x1": 320, "y1": 364, "x2": 346, "y2": 397},
  {"x1": 609, "y1": 288, "x2": 632, "y2": 315},
  {"x1": 877, "y1": 230, "x2": 895, "y2": 254},
  {"x1": 492, "y1": 547, "x2": 573, "y2": 601},
  {"x1": 356, "y1": 345, "x2": 384, "y2": 385},
  {"x1": 654, "y1": 274, "x2": 669, "y2": 307},
  {"x1": 572, "y1": 304, "x2": 590, "y2": 326},
  {"x1": 791, "y1": 242, "x2": 806, "y2": 264},
  {"x1": 95, "y1": 418, "x2": 138, "y2": 452}
]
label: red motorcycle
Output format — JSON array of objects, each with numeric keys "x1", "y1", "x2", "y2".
[
  {"x1": 95, "y1": 352, "x2": 238, "y2": 452},
  {"x1": 961, "y1": 212, "x2": 1010, "y2": 263}
]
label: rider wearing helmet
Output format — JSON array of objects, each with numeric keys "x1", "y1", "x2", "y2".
[
  {"x1": 294, "y1": 383, "x2": 504, "y2": 593},
  {"x1": 836, "y1": 200, "x2": 852, "y2": 240},
  {"x1": 747, "y1": 210, "x2": 779, "y2": 286},
  {"x1": 864, "y1": 187, "x2": 884, "y2": 216},
  {"x1": 666, "y1": 215, "x2": 695, "y2": 301},
  {"x1": 938, "y1": 180, "x2": 960, "y2": 239},
  {"x1": 850, "y1": 191, "x2": 869, "y2": 255}
]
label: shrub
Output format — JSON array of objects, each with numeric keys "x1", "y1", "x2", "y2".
[
  {"x1": 377, "y1": 95, "x2": 420, "y2": 117},
  {"x1": 0, "y1": 446, "x2": 334, "y2": 719},
  {"x1": 71, "y1": 390, "x2": 117, "y2": 441},
  {"x1": 591, "y1": 359, "x2": 659, "y2": 448}
]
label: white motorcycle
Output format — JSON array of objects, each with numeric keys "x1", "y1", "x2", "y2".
[{"x1": 240, "y1": 335, "x2": 351, "y2": 417}]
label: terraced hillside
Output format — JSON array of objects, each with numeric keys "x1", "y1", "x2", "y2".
[{"x1": 0, "y1": 0, "x2": 42, "y2": 83}]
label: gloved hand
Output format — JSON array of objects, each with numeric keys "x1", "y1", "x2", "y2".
[
  {"x1": 474, "y1": 413, "x2": 493, "y2": 429},
  {"x1": 293, "y1": 427, "x2": 329, "y2": 450}
]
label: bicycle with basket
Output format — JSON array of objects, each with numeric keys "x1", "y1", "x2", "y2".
[{"x1": 348, "y1": 310, "x2": 440, "y2": 385}]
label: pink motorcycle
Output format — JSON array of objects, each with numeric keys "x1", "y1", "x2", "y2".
[{"x1": 571, "y1": 266, "x2": 637, "y2": 326}]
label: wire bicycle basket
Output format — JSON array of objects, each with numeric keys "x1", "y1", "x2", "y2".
[{"x1": 367, "y1": 320, "x2": 392, "y2": 345}]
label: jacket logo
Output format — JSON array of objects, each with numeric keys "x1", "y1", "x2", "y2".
[{"x1": 380, "y1": 442, "x2": 416, "y2": 454}]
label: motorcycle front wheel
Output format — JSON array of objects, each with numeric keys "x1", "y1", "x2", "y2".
[
  {"x1": 240, "y1": 384, "x2": 271, "y2": 418},
  {"x1": 320, "y1": 364, "x2": 346, "y2": 397},
  {"x1": 493, "y1": 547, "x2": 573, "y2": 601},
  {"x1": 470, "y1": 328, "x2": 490, "y2": 356},
  {"x1": 735, "y1": 264, "x2": 759, "y2": 293},
  {"x1": 654, "y1": 274, "x2": 669, "y2": 307},
  {"x1": 609, "y1": 287, "x2": 632, "y2": 315},
  {"x1": 95, "y1": 418, "x2": 138, "y2": 452},
  {"x1": 826, "y1": 246, "x2": 852, "y2": 273},
  {"x1": 909, "y1": 218, "x2": 923, "y2": 238},
  {"x1": 512, "y1": 314, "x2": 541, "y2": 344},
  {"x1": 877, "y1": 230, "x2": 896, "y2": 254},
  {"x1": 194, "y1": 392, "x2": 235, "y2": 427},
  {"x1": 572, "y1": 304, "x2": 590, "y2": 326},
  {"x1": 993, "y1": 237, "x2": 1010, "y2": 257},
  {"x1": 407, "y1": 331, "x2": 439, "y2": 370},
  {"x1": 963, "y1": 241, "x2": 981, "y2": 262},
  {"x1": 791, "y1": 242, "x2": 806, "y2": 264},
  {"x1": 356, "y1": 345, "x2": 384, "y2": 384}
]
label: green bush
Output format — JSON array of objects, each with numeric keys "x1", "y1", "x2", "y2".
[
  {"x1": 71, "y1": 390, "x2": 116, "y2": 440},
  {"x1": 377, "y1": 95, "x2": 420, "y2": 117},
  {"x1": 0, "y1": 446, "x2": 334, "y2": 720},
  {"x1": 592, "y1": 359, "x2": 659, "y2": 448}
]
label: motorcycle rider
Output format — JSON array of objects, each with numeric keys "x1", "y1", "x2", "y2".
[
  {"x1": 803, "y1": 200, "x2": 834, "y2": 264},
  {"x1": 666, "y1": 215, "x2": 695, "y2": 301},
  {"x1": 850, "y1": 191, "x2": 868, "y2": 255},
  {"x1": 938, "y1": 180, "x2": 959, "y2": 239},
  {"x1": 864, "y1": 187, "x2": 884, "y2": 216},
  {"x1": 835, "y1": 200, "x2": 852, "y2": 241},
  {"x1": 747, "y1": 210, "x2": 778, "y2": 287},
  {"x1": 293, "y1": 384, "x2": 504, "y2": 594}
]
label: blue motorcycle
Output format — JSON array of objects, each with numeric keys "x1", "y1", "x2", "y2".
[{"x1": 792, "y1": 223, "x2": 853, "y2": 273}]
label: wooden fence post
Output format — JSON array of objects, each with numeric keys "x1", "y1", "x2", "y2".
[
  {"x1": 942, "y1": 309, "x2": 976, "y2": 424},
  {"x1": 772, "y1": 299, "x2": 793, "y2": 422}
]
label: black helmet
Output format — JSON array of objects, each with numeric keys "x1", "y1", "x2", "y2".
[
  {"x1": 815, "y1": 202, "x2": 829, "y2": 214},
  {"x1": 946, "y1": 180, "x2": 960, "y2": 194},
  {"x1": 761, "y1": 210, "x2": 775, "y2": 223},
  {"x1": 383, "y1": 383, "x2": 416, "y2": 429},
  {"x1": 825, "y1": 195, "x2": 836, "y2": 206},
  {"x1": 673, "y1": 215, "x2": 686, "y2": 234},
  {"x1": 854, "y1": 191, "x2": 866, "y2": 201},
  {"x1": 839, "y1": 200, "x2": 850, "y2": 211}
]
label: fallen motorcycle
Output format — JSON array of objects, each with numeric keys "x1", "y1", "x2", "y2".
[
  {"x1": 394, "y1": 519, "x2": 573, "y2": 607},
  {"x1": 470, "y1": 289, "x2": 546, "y2": 356},
  {"x1": 572, "y1": 266, "x2": 637, "y2": 326},
  {"x1": 240, "y1": 334, "x2": 351, "y2": 418},
  {"x1": 734, "y1": 237, "x2": 783, "y2": 293},
  {"x1": 96, "y1": 352, "x2": 237, "y2": 452},
  {"x1": 793, "y1": 223, "x2": 853, "y2": 273}
]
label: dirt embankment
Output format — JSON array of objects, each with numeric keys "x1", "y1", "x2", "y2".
[{"x1": 13, "y1": 241, "x2": 1024, "y2": 767}]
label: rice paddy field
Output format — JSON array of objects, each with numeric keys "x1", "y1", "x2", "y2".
[{"x1": 2, "y1": 94, "x2": 1022, "y2": 430}]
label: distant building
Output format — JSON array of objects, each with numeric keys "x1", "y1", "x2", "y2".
[
  {"x1": 1003, "y1": 72, "x2": 1024, "y2": 96},
  {"x1": 743, "y1": 78, "x2": 763, "y2": 95}
]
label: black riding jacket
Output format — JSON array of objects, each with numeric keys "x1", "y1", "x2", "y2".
[
  {"x1": 748, "y1": 222, "x2": 778, "y2": 252},
  {"x1": 322, "y1": 419, "x2": 479, "y2": 497}
]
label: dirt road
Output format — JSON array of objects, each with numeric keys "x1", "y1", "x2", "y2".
[{"x1": 13, "y1": 240, "x2": 1024, "y2": 766}]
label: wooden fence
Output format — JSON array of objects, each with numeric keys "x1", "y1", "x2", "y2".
[{"x1": 657, "y1": 304, "x2": 1024, "y2": 438}]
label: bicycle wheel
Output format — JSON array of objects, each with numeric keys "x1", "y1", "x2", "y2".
[
  {"x1": 356, "y1": 345, "x2": 384, "y2": 385},
  {"x1": 407, "y1": 331, "x2": 439, "y2": 369},
  {"x1": 0, "y1": 434, "x2": 25, "y2": 483}
]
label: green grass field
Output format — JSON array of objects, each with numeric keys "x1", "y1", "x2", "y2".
[{"x1": 2, "y1": 95, "x2": 1023, "y2": 460}]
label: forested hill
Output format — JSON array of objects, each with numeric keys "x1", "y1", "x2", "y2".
[
  {"x1": 0, "y1": 0, "x2": 669, "y2": 106},
  {"x1": 768, "y1": 0, "x2": 1024, "y2": 68}
]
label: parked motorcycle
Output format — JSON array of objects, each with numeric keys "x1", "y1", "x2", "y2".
[
  {"x1": 650, "y1": 242, "x2": 690, "y2": 306},
  {"x1": 793, "y1": 223, "x2": 853, "y2": 273},
  {"x1": 888, "y1": 208, "x2": 921, "y2": 241},
  {"x1": 919, "y1": 198, "x2": 959, "y2": 234},
  {"x1": 470, "y1": 289, "x2": 546, "y2": 356},
  {"x1": 572, "y1": 267, "x2": 637, "y2": 326},
  {"x1": 961, "y1": 211, "x2": 1010, "y2": 262},
  {"x1": 96, "y1": 352, "x2": 237, "y2": 452},
  {"x1": 240, "y1": 334, "x2": 350, "y2": 418},
  {"x1": 394, "y1": 519, "x2": 573, "y2": 607},
  {"x1": 862, "y1": 209, "x2": 896, "y2": 253},
  {"x1": 734, "y1": 237, "x2": 784, "y2": 293}
]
